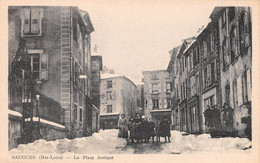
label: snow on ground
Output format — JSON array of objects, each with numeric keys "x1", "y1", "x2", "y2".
[{"x1": 10, "y1": 129, "x2": 251, "y2": 154}]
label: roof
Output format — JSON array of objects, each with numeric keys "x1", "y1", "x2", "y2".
[
  {"x1": 209, "y1": 7, "x2": 224, "y2": 20},
  {"x1": 101, "y1": 74, "x2": 137, "y2": 87},
  {"x1": 142, "y1": 69, "x2": 168, "y2": 74}
]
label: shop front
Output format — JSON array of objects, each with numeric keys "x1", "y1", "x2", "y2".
[
  {"x1": 100, "y1": 113, "x2": 120, "y2": 130},
  {"x1": 150, "y1": 109, "x2": 171, "y2": 124},
  {"x1": 187, "y1": 95, "x2": 201, "y2": 133}
]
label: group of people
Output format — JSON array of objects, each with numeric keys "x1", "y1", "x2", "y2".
[
  {"x1": 117, "y1": 113, "x2": 171, "y2": 143},
  {"x1": 204, "y1": 103, "x2": 234, "y2": 131}
]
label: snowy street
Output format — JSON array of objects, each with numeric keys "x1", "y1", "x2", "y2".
[{"x1": 10, "y1": 129, "x2": 252, "y2": 154}]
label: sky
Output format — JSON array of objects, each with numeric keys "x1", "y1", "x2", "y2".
[{"x1": 80, "y1": 1, "x2": 215, "y2": 85}]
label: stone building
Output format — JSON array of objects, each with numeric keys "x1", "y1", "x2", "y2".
[
  {"x1": 136, "y1": 84, "x2": 145, "y2": 115},
  {"x1": 167, "y1": 7, "x2": 252, "y2": 136},
  {"x1": 99, "y1": 75, "x2": 137, "y2": 129},
  {"x1": 210, "y1": 7, "x2": 252, "y2": 136},
  {"x1": 89, "y1": 55, "x2": 103, "y2": 134},
  {"x1": 8, "y1": 6, "x2": 97, "y2": 149},
  {"x1": 142, "y1": 70, "x2": 172, "y2": 123}
]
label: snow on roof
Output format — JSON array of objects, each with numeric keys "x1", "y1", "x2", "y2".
[
  {"x1": 100, "y1": 112, "x2": 120, "y2": 116},
  {"x1": 183, "y1": 39, "x2": 197, "y2": 55},
  {"x1": 25, "y1": 117, "x2": 65, "y2": 129},
  {"x1": 101, "y1": 73, "x2": 121, "y2": 79},
  {"x1": 8, "y1": 109, "x2": 22, "y2": 117}
]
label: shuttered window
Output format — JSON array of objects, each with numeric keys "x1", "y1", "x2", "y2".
[
  {"x1": 21, "y1": 8, "x2": 42, "y2": 36},
  {"x1": 28, "y1": 51, "x2": 49, "y2": 81}
]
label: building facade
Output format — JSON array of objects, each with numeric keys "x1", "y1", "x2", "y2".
[
  {"x1": 142, "y1": 70, "x2": 172, "y2": 123},
  {"x1": 136, "y1": 84, "x2": 145, "y2": 115},
  {"x1": 211, "y1": 7, "x2": 252, "y2": 136},
  {"x1": 168, "y1": 7, "x2": 252, "y2": 137},
  {"x1": 99, "y1": 75, "x2": 137, "y2": 129},
  {"x1": 8, "y1": 6, "x2": 97, "y2": 149}
]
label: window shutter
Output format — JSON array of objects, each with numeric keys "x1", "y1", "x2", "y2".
[
  {"x1": 149, "y1": 84, "x2": 152, "y2": 94},
  {"x1": 31, "y1": 8, "x2": 41, "y2": 34},
  {"x1": 163, "y1": 99, "x2": 167, "y2": 108},
  {"x1": 23, "y1": 9, "x2": 30, "y2": 34},
  {"x1": 112, "y1": 92, "x2": 116, "y2": 100},
  {"x1": 159, "y1": 99, "x2": 162, "y2": 109},
  {"x1": 163, "y1": 82, "x2": 166, "y2": 92},
  {"x1": 187, "y1": 55, "x2": 190, "y2": 71},
  {"x1": 40, "y1": 53, "x2": 49, "y2": 80},
  {"x1": 208, "y1": 64, "x2": 211, "y2": 85},
  {"x1": 247, "y1": 69, "x2": 252, "y2": 101},
  {"x1": 237, "y1": 75, "x2": 243, "y2": 106}
]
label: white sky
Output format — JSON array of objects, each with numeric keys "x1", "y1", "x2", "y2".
[{"x1": 80, "y1": 1, "x2": 215, "y2": 85}]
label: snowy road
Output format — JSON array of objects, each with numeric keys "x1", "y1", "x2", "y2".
[{"x1": 10, "y1": 129, "x2": 252, "y2": 154}]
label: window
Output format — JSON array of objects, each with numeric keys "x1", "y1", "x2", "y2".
[
  {"x1": 210, "y1": 32, "x2": 215, "y2": 52},
  {"x1": 195, "y1": 73, "x2": 200, "y2": 93},
  {"x1": 107, "y1": 80, "x2": 112, "y2": 88},
  {"x1": 203, "y1": 41, "x2": 207, "y2": 59},
  {"x1": 74, "y1": 104, "x2": 77, "y2": 123},
  {"x1": 152, "y1": 73, "x2": 158, "y2": 80},
  {"x1": 79, "y1": 108, "x2": 82, "y2": 122},
  {"x1": 166, "y1": 82, "x2": 172, "y2": 93},
  {"x1": 222, "y1": 37, "x2": 230, "y2": 68},
  {"x1": 152, "y1": 99, "x2": 159, "y2": 109},
  {"x1": 107, "y1": 105, "x2": 112, "y2": 113},
  {"x1": 225, "y1": 83, "x2": 230, "y2": 105},
  {"x1": 194, "y1": 47, "x2": 199, "y2": 67},
  {"x1": 73, "y1": 86, "x2": 78, "y2": 103},
  {"x1": 203, "y1": 67, "x2": 207, "y2": 88},
  {"x1": 28, "y1": 50, "x2": 48, "y2": 80},
  {"x1": 167, "y1": 99, "x2": 171, "y2": 108},
  {"x1": 233, "y1": 79, "x2": 238, "y2": 107},
  {"x1": 222, "y1": 9, "x2": 226, "y2": 27},
  {"x1": 190, "y1": 50, "x2": 194, "y2": 70},
  {"x1": 79, "y1": 92, "x2": 83, "y2": 106},
  {"x1": 106, "y1": 91, "x2": 112, "y2": 100},
  {"x1": 230, "y1": 26, "x2": 239, "y2": 62},
  {"x1": 21, "y1": 8, "x2": 43, "y2": 36},
  {"x1": 152, "y1": 83, "x2": 159, "y2": 94},
  {"x1": 211, "y1": 61, "x2": 215, "y2": 83},
  {"x1": 30, "y1": 54, "x2": 40, "y2": 80},
  {"x1": 229, "y1": 7, "x2": 235, "y2": 22},
  {"x1": 137, "y1": 99, "x2": 141, "y2": 107},
  {"x1": 240, "y1": 11, "x2": 250, "y2": 50}
]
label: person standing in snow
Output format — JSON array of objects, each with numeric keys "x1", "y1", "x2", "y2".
[
  {"x1": 117, "y1": 114, "x2": 128, "y2": 139},
  {"x1": 222, "y1": 103, "x2": 234, "y2": 132},
  {"x1": 212, "y1": 105, "x2": 221, "y2": 129},
  {"x1": 161, "y1": 117, "x2": 171, "y2": 143},
  {"x1": 155, "y1": 120, "x2": 161, "y2": 142},
  {"x1": 204, "y1": 105, "x2": 213, "y2": 129},
  {"x1": 128, "y1": 117, "x2": 136, "y2": 143},
  {"x1": 148, "y1": 118, "x2": 156, "y2": 143},
  {"x1": 134, "y1": 113, "x2": 142, "y2": 143}
]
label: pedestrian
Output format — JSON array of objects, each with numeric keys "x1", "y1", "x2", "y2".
[
  {"x1": 148, "y1": 118, "x2": 156, "y2": 143},
  {"x1": 161, "y1": 117, "x2": 171, "y2": 143},
  {"x1": 141, "y1": 117, "x2": 150, "y2": 143},
  {"x1": 117, "y1": 114, "x2": 128, "y2": 139},
  {"x1": 155, "y1": 120, "x2": 161, "y2": 142},
  {"x1": 128, "y1": 117, "x2": 136, "y2": 143},
  {"x1": 134, "y1": 113, "x2": 142, "y2": 143},
  {"x1": 204, "y1": 105, "x2": 213, "y2": 129},
  {"x1": 212, "y1": 105, "x2": 221, "y2": 129},
  {"x1": 223, "y1": 103, "x2": 234, "y2": 132}
]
